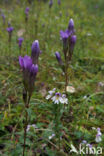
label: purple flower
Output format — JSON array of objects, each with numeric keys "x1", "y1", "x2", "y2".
[
  {"x1": 25, "y1": 7, "x2": 29, "y2": 16},
  {"x1": 68, "y1": 18, "x2": 74, "y2": 32},
  {"x1": 60, "y1": 29, "x2": 71, "y2": 49},
  {"x1": 25, "y1": 7, "x2": 29, "y2": 22},
  {"x1": 1, "y1": 13, "x2": 6, "y2": 25},
  {"x1": 49, "y1": 0, "x2": 53, "y2": 8},
  {"x1": 18, "y1": 37, "x2": 24, "y2": 48},
  {"x1": 58, "y1": 0, "x2": 61, "y2": 5},
  {"x1": 6, "y1": 27, "x2": 14, "y2": 33},
  {"x1": 31, "y1": 40, "x2": 40, "y2": 64},
  {"x1": 69, "y1": 35, "x2": 77, "y2": 52},
  {"x1": 19, "y1": 55, "x2": 38, "y2": 94},
  {"x1": 6, "y1": 26, "x2": 14, "y2": 42},
  {"x1": 55, "y1": 92, "x2": 61, "y2": 97},
  {"x1": 55, "y1": 51, "x2": 62, "y2": 65}
]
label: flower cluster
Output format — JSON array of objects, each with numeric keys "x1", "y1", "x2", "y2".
[
  {"x1": 46, "y1": 88, "x2": 68, "y2": 104},
  {"x1": 19, "y1": 40, "x2": 41, "y2": 96},
  {"x1": 55, "y1": 19, "x2": 76, "y2": 69}
]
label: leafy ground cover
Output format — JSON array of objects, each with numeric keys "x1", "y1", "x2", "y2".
[{"x1": 0, "y1": 0, "x2": 104, "y2": 155}]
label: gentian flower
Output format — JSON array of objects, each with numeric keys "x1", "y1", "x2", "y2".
[
  {"x1": 19, "y1": 55, "x2": 38, "y2": 95},
  {"x1": 49, "y1": 0, "x2": 53, "y2": 8},
  {"x1": 6, "y1": 27, "x2": 14, "y2": 33},
  {"x1": 25, "y1": 7, "x2": 29, "y2": 22},
  {"x1": 55, "y1": 51, "x2": 62, "y2": 65},
  {"x1": 6, "y1": 26, "x2": 14, "y2": 42},
  {"x1": 60, "y1": 29, "x2": 71, "y2": 49},
  {"x1": 58, "y1": 0, "x2": 61, "y2": 5},
  {"x1": 31, "y1": 40, "x2": 40, "y2": 64},
  {"x1": 69, "y1": 35, "x2": 77, "y2": 53},
  {"x1": 1, "y1": 13, "x2": 5, "y2": 25},
  {"x1": 25, "y1": 7, "x2": 29, "y2": 16},
  {"x1": 18, "y1": 37, "x2": 24, "y2": 49},
  {"x1": 68, "y1": 19, "x2": 74, "y2": 32}
]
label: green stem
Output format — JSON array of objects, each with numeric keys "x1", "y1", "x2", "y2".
[{"x1": 23, "y1": 94, "x2": 31, "y2": 156}]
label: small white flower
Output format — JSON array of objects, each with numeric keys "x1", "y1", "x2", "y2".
[
  {"x1": 95, "y1": 134, "x2": 102, "y2": 143},
  {"x1": 46, "y1": 88, "x2": 56, "y2": 100},
  {"x1": 46, "y1": 94, "x2": 52, "y2": 100},
  {"x1": 51, "y1": 92, "x2": 62, "y2": 104},
  {"x1": 61, "y1": 94, "x2": 68, "y2": 104},
  {"x1": 49, "y1": 133, "x2": 55, "y2": 140},
  {"x1": 95, "y1": 128, "x2": 102, "y2": 143}
]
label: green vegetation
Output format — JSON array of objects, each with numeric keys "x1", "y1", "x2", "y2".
[{"x1": 0, "y1": 0, "x2": 104, "y2": 155}]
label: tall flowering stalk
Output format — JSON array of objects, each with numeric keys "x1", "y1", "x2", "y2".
[
  {"x1": 18, "y1": 37, "x2": 24, "y2": 54},
  {"x1": 46, "y1": 89, "x2": 68, "y2": 149},
  {"x1": 19, "y1": 40, "x2": 40, "y2": 156},
  {"x1": 1, "y1": 13, "x2": 6, "y2": 25},
  {"x1": 25, "y1": 7, "x2": 29, "y2": 23},
  {"x1": 6, "y1": 26, "x2": 14, "y2": 43},
  {"x1": 55, "y1": 19, "x2": 77, "y2": 93}
]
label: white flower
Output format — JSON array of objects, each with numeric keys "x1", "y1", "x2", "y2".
[
  {"x1": 95, "y1": 134, "x2": 102, "y2": 143},
  {"x1": 26, "y1": 124, "x2": 37, "y2": 132},
  {"x1": 49, "y1": 133, "x2": 55, "y2": 140},
  {"x1": 51, "y1": 92, "x2": 62, "y2": 104},
  {"x1": 46, "y1": 88, "x2": 56, "y2": 100},
  {"x1": 95, "y1": 128, "x2": 102, "y2": 143},
  {"x1": 61, "y1": 94, "x2": 68, "y2": 104}
]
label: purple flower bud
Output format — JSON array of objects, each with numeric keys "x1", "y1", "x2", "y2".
[
  {"x1": 31, "y1": 40, "x2": 40, "y2": 64},
  {"x1": 68, "y1": 19, "x2": 74, "y2": 32},
  {"x1": 6, "y1": 26, "x2": 14, "y2": 42},
  {"x1": 58, "y1": 0, "x2": 61, "y2": 5},
  {"x1": 49, "y1": 0, "x2": 53, "y2": 8},
  {"x1": 18, "y1": 37, "x2": 24, "y2": 48},
  {"x1": 25, "y1": 7, "x2": 29, "y2": 22},
  {"x1": 30, "y1": 64, "x2": 38, "y2": 77},
  {"x1": 19, "y1": 55, "x2": 32, "y2": 69},
  {"x1": 25, "y1": 7, "x2": 29, "y2": 16},
  {"x1": 60, "y1": 29, "x2": 71, "y2": 50},
  {"x1": 70, "y1": 35, "x2": 77, "y2": 52},
  {"x1": 6, "y1": 27, "x2": 14, "y2": 33},
  {"x1": 55, "y1": 51, "x2": 62, "y2": 65},
  {"x1": 1, "y1": 13, "x2": 6, "y2": 25}
]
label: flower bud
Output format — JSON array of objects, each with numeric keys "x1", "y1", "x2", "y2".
[
  {"x1": 55, "y1": 52, "x2": 62, "y2": 65},
  {"x1": 49, "y1": 0, "x2": 53, "y2": 8},
  {"x1": 31, "y1": 40, "x2": 40, "y2": 64},
  {"x1": 68, "y1": 19, "x2": 74, "y2": 32}
]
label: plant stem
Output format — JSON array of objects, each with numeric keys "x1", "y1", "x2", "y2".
[{"x1": 23, "y1": 95, "x2": 31, "y2": 156}]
